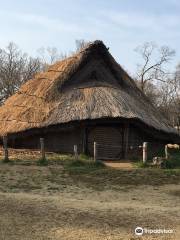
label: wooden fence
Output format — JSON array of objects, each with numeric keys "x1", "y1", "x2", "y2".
[{"x1": 1, "y1": 136, "x2": 179, "y2": 163}]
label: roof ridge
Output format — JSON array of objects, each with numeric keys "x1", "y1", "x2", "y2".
[
  {"x1": 46, "y1": 40, "x2": 107, "y2": 72},
  {"x1": 78, "y1": 40, "x2": 107, "y2": 53}
]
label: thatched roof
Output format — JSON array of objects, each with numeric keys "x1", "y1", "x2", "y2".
[{"x1": 0, "y1": 40, "x2": 178, "y2": 137}]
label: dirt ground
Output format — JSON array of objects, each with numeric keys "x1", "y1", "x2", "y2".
[
  {"x1": 0, "y1": 162, "x2": 179, "y2": 240},
  {"x1": 104, "y1": 161, "x2": 134, "y2": 169}
]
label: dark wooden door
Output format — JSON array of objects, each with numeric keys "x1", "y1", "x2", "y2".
[{"x1": 87, "y1": 126, "x2": 123, "y2": 160}]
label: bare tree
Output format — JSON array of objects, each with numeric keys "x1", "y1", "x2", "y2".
[
  {"x1": 169, "y1": 64, "x2": 180, "y2": 130},
  {"x1": 37, "y1": 46, "x2": 67, "y2": 70},
  {"x1": 135, "y1": 42, "x2": 175, "y2": 92},
  {"x1": 135, "y1": 80, "x2": 161, "y2": 106},
  {"x1": 75, "y1": 39, "x2": 90, "y2": 52},
  {"x1": 174, "y1": 63, "x2": 180, "y2": 96},
  {"x1": 0, "y1": 42, "x2": 42, "y2": 104},
  {"x1": 134, "y1": 42, "x2": 180, "y2": 130},
  {"x1": 156, "y1": 64, "x2": 180, "y2": 129},
  {"x1": 0, "y1": 42, "x2": 71, "y2": 104}
]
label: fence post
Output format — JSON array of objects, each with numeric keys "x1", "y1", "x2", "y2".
[
  {"x1": 74, "y1": 145, "x2": 78, "y2": 160},
  {"x1": 165, "y1": 144, "x2": 169, "y2": 159},
  {"x1": 94, "y1": 142, "x2": 97, "y2": 162},
  {"x1": 3, "y1": 136, "x2": 9, "y2": 162},
  {"x1": 143, "y1": 142, "x2": 148, "y2": 163},
  {"x1": 40, "y1": 138, "x2": 45, "y2": 160}
]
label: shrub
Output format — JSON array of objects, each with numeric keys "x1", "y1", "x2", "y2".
[
  {"x1": 134, "y1": 161, "x2": 148, "y2": 168},
  {"x1": 68, "y1": 159, "x2": 104, "y2": 168},
  {"x1": 2, "y1": 159, "x2": 11, "y2": 164},
  {"x1": 64, "y1": 159, "x2": 105, "y2": 174},
  {"x1": 37, "y1": 157, "x2": 48, "y2": 166},
  {"x1": 2, "y1": 156, "x2": 11, "y2": 164},
  {"x1": 162, "y1": 158, "x2": 180, "y2": 169},
  {"x1": 78, "y1": 153, "x2": 91, "y2": 160}
]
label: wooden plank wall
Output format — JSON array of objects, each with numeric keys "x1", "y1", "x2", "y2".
[{"x1": 87, "y1": 126, "x2": 123, "y2": 160}]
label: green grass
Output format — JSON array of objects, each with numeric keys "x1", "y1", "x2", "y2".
[
  {"x1": 0, "y1": 156, "x2": 179, "y2": 194},
  {"x1": 134, "y1": 149, "x2": 180, "y2": 169},
  {"x1": 37, "y1": 157, "x2": 49, "y2": 166},
  {"x1": 63, "y1": 159, "x2": 105, "y2": 174},
  {"x1": 2, "y1": 158, "x2": 11, "y2": 164},
  {"x1": 133, "y1": 161, "x2": 148, "y2": 168},
  {"x1": 165, "y1": 150, "x2": 180, "y2": 169},
  {"x1": 78, "y1": 153, "x2": 91, "y2": 160},
  {"x1": 39, "y1": 153, "x2": 105, "y2": 173},
  {"x1": 156, "y1": 149, "x2": 180, "y2": 169},
  {"x1": 4, "y1": 152, "x2": 105, "y2": 174}
]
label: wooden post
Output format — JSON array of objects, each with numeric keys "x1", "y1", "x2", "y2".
[
  {"x1": 123, "y1": 124, "x2": 129, "y2": 159},
  {"x1": 82, "y1": 126, "x2": 87, "y2": 154},
  {"x1": 94, "y1": 142, "x2": 97, "y2": 162},
  {"x1": 40, "y1": 138, "x2": 45, "y2": 160},
  {"x1": 165, "y1": 145, "x2": 169, "y2": 159},
  {"x1": 74, "y1": 145, "x2": 78, "y2": 160},
  {"x1": 143, "y1": 142, "x2": 148, "y2": 163},
  {"x1": 3, "y1": 136, "x2": 9, "y2": 162}
]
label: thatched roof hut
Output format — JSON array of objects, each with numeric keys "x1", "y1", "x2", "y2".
[{"x1": 0, "y1": 40, "x2": 179, "y2": 159}]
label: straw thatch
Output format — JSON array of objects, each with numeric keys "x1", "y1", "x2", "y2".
[{"x1": 0, "y1": 40, "x2": 178, "y2": 137}]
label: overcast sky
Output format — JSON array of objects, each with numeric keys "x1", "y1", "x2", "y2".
[{"x1": 0, "y1": 0, "x2": 179, "y2": 75}]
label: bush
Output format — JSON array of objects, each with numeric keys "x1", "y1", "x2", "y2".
[
  {"x1": 78, "y1": 153, "x2": 90, "y2": 160},
  {"x1": 134, "y1": 161, "x2": 148, "y2": 168},
  {"x1": 2, "y1": 158, "x2": 11, "y2": 164},
  {"x1": 64, "y1": 159, "x2": 105, "y2": 173},
  {"x1": 162, "y1": 158, "x2": 180, "y2": 169},
  {"x1": 37, "y1": 157, "x2": 48, "y2": 166},
  {"x1": 68, "y1": 159, "x2": 104, "y2": 168}
]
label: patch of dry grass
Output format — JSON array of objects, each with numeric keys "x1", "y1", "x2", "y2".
[{"x1": 0, "y1": 152, "x2": 179, "y2": 239}]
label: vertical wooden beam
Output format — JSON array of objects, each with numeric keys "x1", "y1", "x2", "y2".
[
  {"x1": 82, "y1": 126, "x2": 87, "y2": 154},
  {"x1": 94, "y1": 142, "x2": 97, "y2": 162},
  {"x1": 74, "y1": 145, "x2": 78, "y2": 160},
  {"x1": 143, "y1": 142, "x2": 148, "y2": 163},
  {"x1": 165, "y1": 145, "x2": 169, "y2": 160},
  {"x1": 123, "y1": 123, "x2": 129, "y2": 159},
  {"x1": 40, "y1": 138, "x2": 45, "y2": 160},
  {"x1": 3, "y1": 136, "x2": 9, "y2": 162}
]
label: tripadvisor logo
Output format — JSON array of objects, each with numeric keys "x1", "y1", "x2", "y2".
[
  {"x1": 135, "y1": 227, "x2": 143, "y2": 236},
  {"x1": 135, "y1": 226, "x2": 174, "y2": 236}
]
